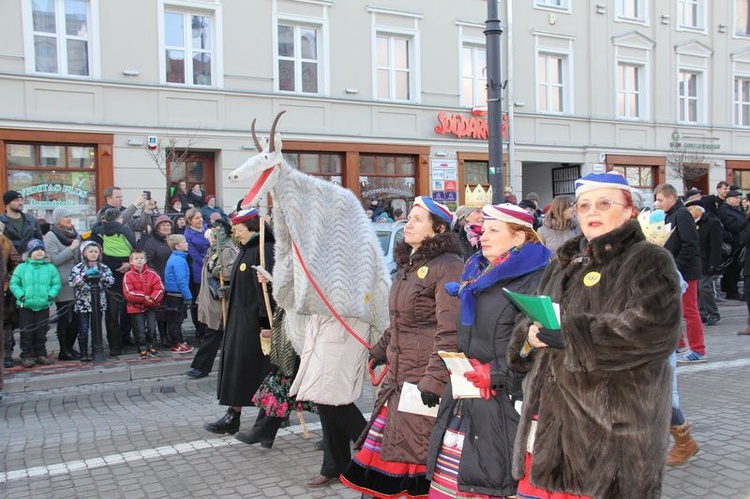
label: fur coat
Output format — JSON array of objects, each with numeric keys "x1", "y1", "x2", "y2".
[
  {"x1": 507, "y1": 220, "x2": 682, "y2": 499},
  {"x1": 364, "y1": 231, "x2": 463, "y2": 464}
]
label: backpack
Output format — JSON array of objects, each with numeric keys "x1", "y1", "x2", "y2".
[{"x1": 101, "y1": 232, "x2": 133, "y2": 258}]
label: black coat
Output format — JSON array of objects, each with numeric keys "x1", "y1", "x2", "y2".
[
  {"x1": 142, "y1": 233, "x2": 172, "y2": 278},
  {"x1": 0, "y1": 212, "x2": 43, "y2": 255},
  {"x1": 696, "y1": 213, "x2": 722, "y2": 275},
  {"x1": 664, "y1": 199, "x2": 702, "y2": 280},
  {"x1": 216, "y1": 233, "x2": 274, "y2": 407},
  {"x1": 426, "y1": 261, "x2": 545, "y2": 497},
  {"x1": 718, "y1": 203, "x2": 747, "y2": 249}
]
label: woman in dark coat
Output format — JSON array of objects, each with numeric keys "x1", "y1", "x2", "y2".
[
  {"x1": 425, "y1": 203, "x2": 550, "y2": 498},
  {"x1": 508, "y1": 173, "x2": 682, "y2": 499},
  {"x1": 203, "y1": 208, "x2": 274, "y2": 435},
  {"x1": 142, "y1": 215, "x2": 173, "y2": 346},
  {"x1": 341, "y1": 196, "x2": 463, "y2": 499}
]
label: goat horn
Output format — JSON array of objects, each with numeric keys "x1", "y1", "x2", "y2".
[
  {"x1": 250, "y1": 119, "x2": 263, "y2": 151},
  {"x1": 269, "y1": 110, "x2": 286, "y2": 152}
]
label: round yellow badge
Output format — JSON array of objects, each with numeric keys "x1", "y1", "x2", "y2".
[
  {"x1": 239, "y1": 263, "x2": 247, "y2": 272},
  {"x1": 417, "y1": 266, "x2": 429, "y2": 279},
  {"x1": 583, "y1": 271, "x2": 601, "y2": 287}
]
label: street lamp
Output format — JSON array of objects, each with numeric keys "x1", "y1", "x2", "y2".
[{"x1": 485, "y1": 1, "x2": 505, "y2": 203}]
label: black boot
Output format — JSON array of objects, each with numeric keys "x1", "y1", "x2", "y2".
[
  {"x1": 234, "y1": 410, "x2": 281, "y2": 448},
  {"x1": 79, "y1": 336, "x2": 91, "y2": 362},
  {"x1": 57, "y1": 331, "x2": 76, "y2": 361},
  {"x1": 204, "y1": 408, "x2": 241, "y2": 434}
]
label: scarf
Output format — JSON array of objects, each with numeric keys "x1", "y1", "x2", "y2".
[
  {"x1": 446, "y1": 242, "x2": 552, "y2": 326},
  {"x1": 50, "y1": 224, "x2": 79, "y2": 246},
  {"x1": 465, "y1": 223, "x2": 483, "y2": 248}
]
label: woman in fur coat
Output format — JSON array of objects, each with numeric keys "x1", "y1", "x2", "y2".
[
  {"x1": 341, "y1": 197, "x2": 464, "y2": 499},
  {"x1": 425, "y1": 204, "x2": 551, "y2": 499},
  {"x1": 507, "y1": 173, "x2": 682, "y2": 499}
]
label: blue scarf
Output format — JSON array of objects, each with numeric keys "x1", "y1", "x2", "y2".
[{"x1": 446, "y1": 242, "x2": 552, "y2": 326}]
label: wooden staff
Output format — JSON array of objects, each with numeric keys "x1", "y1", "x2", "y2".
[
  {"x1": 258, "y1": 216, "x2": 273, "y2": 326},
  {"x1": 219, "y1": 270, "x2": 227, "y2": 327}
]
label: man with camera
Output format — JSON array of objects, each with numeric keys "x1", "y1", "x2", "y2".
[{"x1": 97, "y1": 186, "x2": 155, "y2": 240}]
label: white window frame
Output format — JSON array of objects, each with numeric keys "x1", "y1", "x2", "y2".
[
  {"x1": 368, "y1": 6, "x2": 421, "y2": 103},
  {"x1": 533, "y1": 0, "x2": 571, "y2": 13},
  {"x1": 677, "y1": 0, "x2": 706, "y2": 32},
  {"x1": 533, "y1": 32, "x2": 575, "y2": 115},
  {"x1": 613, "y1": 33, "x2": 652, "y2": 120},
  {"x1": 273, "y1": 16, "x2": 328, "y2": 96},
  {"x1": 536, "y1": 52, "x2": 570, "y2": 114},
  {"x1": 157, "y1": 0, "x2": 224, "y2": 87},
  {"x1": 21, "y1": 0, "x2": 100, "y2": 78},
  {"x1": 615, "y1": 0, "x2": 649, "y2": 24},
  {"x1": 460, "y1": 42, "x2": 487, "y2": 108},
  {"x1": 735, "y1": 0, "x2": 750, "y2": 38},
  {"x1": 677, "y1": 70, "x2": 702, "y2": 123},
  {"x1": 734, "y1": 76, "x2": 750, "y2": 126},
  {"x1": 617, "y1": 62, "x2": 647, "y2": 119}
]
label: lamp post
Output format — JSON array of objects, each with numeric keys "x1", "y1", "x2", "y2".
[
  {"x1": 85, "y1": 269, "x2": 107, "y2": 363},
  {"x1": 485, "y1": 0, "x2": 505, "y2": 203}
]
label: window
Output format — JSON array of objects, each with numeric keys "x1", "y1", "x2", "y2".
[
  {"x1": 678, "y1": 0, "x2": 704, "y2": 30},
  {"x1": 737, "y1": 0, "x2": 750, "y2": 36},
  {"x1": 163, "y1": 9, "x2": 214, "y2": 85},
  {"x1": 359, "y1": 154, "x2": 416, "y2": 205},
  {"x1": 461, "y1": 44, "x2": 486, "y2": 107},
  {"x1": 29, "y1": 0, "x2": 92, "y2": 76},
  {"x1": 535, "y1": 0, "x2": 569, "y2": 10},
  {"x1": 5, "y1": 143, "x2": 98, "y2": 230},
  {"x1": 376, "y1": 34, "x2": 412, "y2": 101},
  {"x1": 283, "y1": 152, "x2": 343, "y2": 182},
  {"x1": 552, "y1": 165, "x2": 580, "y2": 196},
  {"x1": 678, "y1": 71, "x2": 699, "y2": 123},
  {"x1": 617, "y1": 63, "x2": 643, "y2": 118},
  {"x1": 611, "y1": 166, "x2": 655, "y2": 188},
  {"x1": 538, "y1": 53, "x2": 567, "y2": 113},
  {"x1": 617, "y1": 0, "x2": 647, "y2": 22},
  {"x1": 736, "y1": 77, "x2": 750, "y2": 126},
  {"x1": 277, "y1": 23, "x2": 320, "y2": 94}
]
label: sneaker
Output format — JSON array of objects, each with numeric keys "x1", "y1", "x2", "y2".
[
  {"x1": 147, "y1": 347, "x2": 160, "y2": 358},
  {"x1": 676, "y1": 350, "x2": 706, "y2": 364},
  {"x1": 35, "y1": 356, "x2": 53, "y2": 366},
  {"x1": 185, "y1": 368, "x2": 207, "y2": 379},
  {"x1": 139, "y1": 350, "x2": 148, "y2": 360},
  {"x1": 705, "y1": 316, "x2": 720, "y2": 326},
  {"x1": 21, "y1": 358, "x2": 36, "y2": 368},
  {"x1": 171, "y1": 342, "x2": 193, "y2": 354}
]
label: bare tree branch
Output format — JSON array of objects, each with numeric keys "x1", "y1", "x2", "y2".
[
  {"x1": 144, "y1": 131, "x2": 199, "y2": 210},
  {"x1": 667, "y1": 130, "x2": 712, "y2": 191}
]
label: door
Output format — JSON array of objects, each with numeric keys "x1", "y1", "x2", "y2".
[{"x1": 167, "y1": 151, "x2": 216, "y2": 204}]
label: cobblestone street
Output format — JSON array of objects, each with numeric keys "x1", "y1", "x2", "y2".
[{"x1": 2, "y1": 302, "x2": 750, "y2": 498}]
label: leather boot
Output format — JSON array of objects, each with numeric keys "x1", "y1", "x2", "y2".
[
  {"x1": 57, "y1": 331, "x2": 76, "y2": 361},
  {"x1": 667, "y1": 421, "x2": 698, "y2": 466},
  {"x1": 738, "y1": 318, "x2": 750, "y2": 335},
  {"x1": 204, "y1": 408, "x2": 241, "y2": 434}
]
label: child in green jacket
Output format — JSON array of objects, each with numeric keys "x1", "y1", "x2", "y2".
[{"x1": 10, "y1": 239, "x2": 62, "y2": 368}]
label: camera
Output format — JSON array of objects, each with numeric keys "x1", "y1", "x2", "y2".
[{"x1": 143, "y1": 190, "x2": 151, "y2": 200}]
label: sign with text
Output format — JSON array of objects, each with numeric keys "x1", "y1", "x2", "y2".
[{"x1": 434, "y1": 111, "x2": 509, "y2": 141}]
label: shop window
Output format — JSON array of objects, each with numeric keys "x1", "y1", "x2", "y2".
[
  {"x1": 465, "y1": 161, "x2": 489, "y2": 185},
  {"x1": 284, "y1": 152, "x2": 343, "y2": 183},
  {"x1": 733, "y1": 169, "x2": 750, "y2": 190},
  {"x1": 552, "y1": 164, "x2": 580, "y2": 196},
  {"x1": 6, "y1": 142, "x2": 97, "y2": 230},
  {"x1": 611, "y1": 165, "x2": 655, "y2": 188},
  {"x1": 359, "y1": 154, "x2": 416, "y2": 211}
]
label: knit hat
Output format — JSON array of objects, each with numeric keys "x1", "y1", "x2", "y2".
[
  {"x1": 170, "y1": 197, "x2": 182, "y2": 206},
  {"x1": 727, "y1": 189, "x2": 742, "y2": 198},
  {"x1": 102, "y1": 208, "x2": 122, "y2": 223},
  {"x1": 3, "y1": 190, "x2": 22, "y2": 205},
  {"x1": 482, "y1": 203, "x2": 535, "y2": 229},
  {"x1": 231, "y1": 208, "x2": 259, "y2": 225},
  {"x1": 205, "y1": 194, "x2": 216, "y2": 204},
  {"x1": 574, "y1": 172, "x2": 631, "y2": 198},
  {"x1": 526, "y1": 192, "x2": 540, "y2": 202},
  {"x1": 154, "y1": 214, "x2": 173, "y2": 228},
  {"x1": 52, "y1": 206, "x2": 73, "y2": 224},
  {"x1": 80, "y1": 240, "x2": 102, "y2": 257},
  {"x1": 413, "y1": 196, "x2": 454, "y2": 225},
  {"x1": 26, "y1": 238, "x2": 45, "y2": 254}
]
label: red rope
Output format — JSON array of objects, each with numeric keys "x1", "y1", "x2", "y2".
[{"x1": 291, "y1": 239, "x2": 387, "y2": 385}]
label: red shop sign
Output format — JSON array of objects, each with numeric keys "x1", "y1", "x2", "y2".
[{"x1": 434, "y1": 111, "x2": 508, "y2": 140}]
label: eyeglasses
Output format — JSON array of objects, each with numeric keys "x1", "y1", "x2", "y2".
[{"x1": 574, "y1": 198, "x2": 628, "y2": 213}]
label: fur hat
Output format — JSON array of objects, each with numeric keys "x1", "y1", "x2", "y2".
[
  {"x1": 231, "y1": 208, "x2": 259, "y2": 225},
  {"x1": 482, "y1": 203, "x2": 535, "y2": 229},
  {"x1": 3, "y1": 190, "x2": 22, "y2": 205},
  {"x1": 413, "y1": 196, "x2": 454, "y2": 225},
  {"x1": 574, "y1": 172, "x2": 631, "y2": 198},
  {"x1": 26, "y1": 238, "x2": 45, "y2": 254},
  {"x1": 52, "y1": 207, "x2": 73, "y2": 224}
]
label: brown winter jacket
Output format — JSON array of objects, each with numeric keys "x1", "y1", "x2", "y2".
[
  {"x1": 507, "y1": 220, "x2": 682, "y2": 499},
  {"x1": 366, "y1": 231, "x2": 463, "y2": 464}
]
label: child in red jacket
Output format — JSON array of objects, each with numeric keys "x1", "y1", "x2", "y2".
[{"x1": 123, "y1": 249, "x2": 165, "y2": 359}]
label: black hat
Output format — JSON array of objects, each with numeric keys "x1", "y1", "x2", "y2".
[
  {"x1": 727, "y1": 190, "x2": 742, "y2": 198},
  {"x1": 3, "y1": 190, "x2": 22, "y2": 205},
  {"x1": 685, "y1": 199, "x2": 704, "y2": 208},
  {"x1": 684, "y1": 188, "x2": 701, "y2": 198}
]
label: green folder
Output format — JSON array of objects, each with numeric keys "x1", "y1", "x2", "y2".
[{"x1": 502, "y1": 288, "x2": 560, "y2": 330}]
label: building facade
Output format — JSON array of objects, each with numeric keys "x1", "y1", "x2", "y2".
[{"x1": 0, "y1": 0, "x2": 749, "y2": 229}]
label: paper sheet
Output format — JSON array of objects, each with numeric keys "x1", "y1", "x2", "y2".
[
  {"x1": 438, "y1": 351, "x2": 481, "y2": 399},
  {"x1": 397, "y1": 382, "x2": 439, "y2": 418}
]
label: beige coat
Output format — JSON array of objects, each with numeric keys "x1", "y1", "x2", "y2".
[
  {"x1": 196, "y1": 241, "x2": 237, "y2": 331},
  {"x1": 290, "y1": 314, "x2": 374, "y2": 406}
]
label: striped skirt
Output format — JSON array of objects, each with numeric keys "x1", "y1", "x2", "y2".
[{"x1": 341, "y1": 406, "x2": 430, "y2": 498}]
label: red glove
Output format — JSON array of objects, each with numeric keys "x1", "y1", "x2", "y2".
[{"x1": 464, "y1": 358, "x2": 497, "y2": 400}]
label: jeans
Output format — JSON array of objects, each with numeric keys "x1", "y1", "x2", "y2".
[
  {"x1": 19, "y1": 307, "x2": 50, "y2": 359},
  {"x1": 670, "y1": 352, "x2": 686, "y2": 426},
  {"x1": 131, "y1": 309, "x2": 157, "y2": 349}
]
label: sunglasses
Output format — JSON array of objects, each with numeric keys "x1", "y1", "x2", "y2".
[{"x1": 574, "y1": 198, "x2": 628, "y2": 213}]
